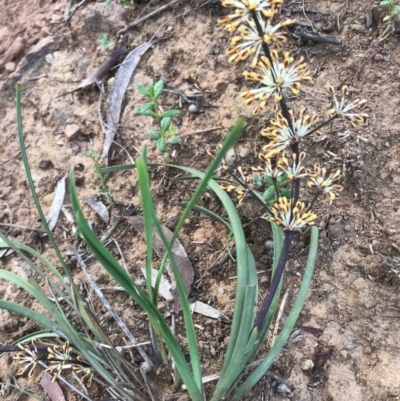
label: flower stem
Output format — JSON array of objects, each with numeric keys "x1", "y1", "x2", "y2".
[
  {"x1": 251, "y1": 12, "x2": 300, "y2": 202},
  {"x1": 254, "y1": 230, "x2": 294, "y2": 329},
  {"x1": 307, "y1": 114, "x2": 338, "y2": 137}
]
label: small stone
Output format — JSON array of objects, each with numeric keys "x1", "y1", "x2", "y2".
[
  {"x1": 374, "y1": 53, "x2": 384, "y2": 62},
  {"x1": 38, "y1": 160, "x2": 54, "y2": 170},
  {"x1": 351, "y1": 24, "x2": 366, "y2": 33},
  {"x1": 340, "y1": 350, "x2": 348, "y2": 360},
  {"x1": 385, "y1": 141, "x2": 390, "y2": 148},
  {"x1": 365, "y1": 11, "x2": 374, "y2": 28},
  {"x1": 167, "y1": 25, "x2": 174, "y2": 32},
  {"x1": 276, "y1": 383, "x2": 291, "y2": 394},
  {"x1": 264, "y1": 240, "x2": 274, "y2": 251},
  {"x1": 4, "y1": 62, "x2": 16, "y2": 72},
  {"x1": 352, "y1": 170, "x2": 363, "y2": 181},
  {"x1": 344, "y1": 224, "x2": 352, "y2": 232},
  {"x1": 225, "y1": 148, "x2": 237, "y2": 166},
  {"x1": 302, "y1": 359, "x2": 314, "y2": 371},
  {"x1": 188, "y1": 104, "x2": 198, "y2": 114},
  {"x1": 218, "y1": 288, "x2": 224, "y2": 295},
  {"x1": 64, "y1": 123, "x2": 81, "y2": 140}
]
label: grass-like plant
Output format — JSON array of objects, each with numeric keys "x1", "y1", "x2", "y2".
[{"x1": 0, "y1": 1, "x2": 369, "y2": 400}]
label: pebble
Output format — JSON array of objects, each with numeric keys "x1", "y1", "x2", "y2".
[
  {"x1": 64, "y1": 123, "x2": 81, "y2": 140},
  {"x1": 264, "y1": 240, "x2": 274, "y2": 251},
  {"x1": 276, "y1": 383, "x2": 291, "y2": 394},
  {"x1": 4, "y1": 62, "x2": 16, "y2": 72},
  {"x1": 351, "y1": 24, "x2": 366, "y2": 33},
  {"x1": 352, "y1": 170, "x2": 363, "y2": 181},
  {"x1": 385, "y1": 141, "x2": 390, "y2": 148},
  {"x1": 344, "y1": 224, "x2": 352, "y2": 232},
  {"x1": 365, "y1": 11, "x2": 373, "y2": 28},
  {"x1": 374, "y1": 53, "x2": 384, "y2": 62},
  {"x1": 188, "y1": 104, "x2": 198, "y2": 113},
  {"x1": 301, "y1": 359, "x2": 314, "y2": 371},
  {"x1": 225, "y1": 148, "x2": 237, "y2": 166}
]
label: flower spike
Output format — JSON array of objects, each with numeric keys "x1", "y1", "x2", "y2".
[
  {"x1": 261, "y1": 107, "x2": 319, "y2": 157},
  {"x1": 218, "y1": 0, "x2": 283, "y2": 32},
  {"x1": 227, "y1": 19, "x2": 294, "y2": 67},
  {"x1": 307, "y1": 164, "x2": 343, "y2": 200},
  {"x1": 241, "y1": 51, "x2": 311, "y2": 115},
  {"x1": 269, "y1": 197, "x2": 317, "y2": 231}
]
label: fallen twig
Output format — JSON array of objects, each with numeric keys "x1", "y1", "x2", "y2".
[
  {"x1": 118, "y1": 0, "x2": 180, "y2": 34},
  {"x1": 0, "y1": 145, "x2": 30, "y2": 166},
  {"x1": 293, "y1": 26, "x2": 342, "y2": 45},
  {"x1": 0, "y1": 222, "x2": 44, "y2": 233}
]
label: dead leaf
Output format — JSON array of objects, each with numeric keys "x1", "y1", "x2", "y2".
[
  {"x1": 190, "y1": 301, "x2": 230, "y2": 322},
  {"x1": 46, "y1": 174, "x2": 67, "y2": 231},
  {"x1": 300, "y1": 325, "x2": 324, "y2": 337},
  {"x1": 102, "y1": 41, "x2": 154, "y2": 164},
  {"x1": 127, "y1": 216, "x2": 194, "y2": 313},
  {"x1": 40, "y1": 372, "x2": 66, "y2": 401},
  {"x1": 84, "y1": 197, "x2": 109, "y2": 224}
]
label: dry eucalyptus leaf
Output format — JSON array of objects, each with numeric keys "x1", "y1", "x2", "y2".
[
  {"x1": 40, "y1": 372, "x2": 66, "y2": 401},
  {"x1": 84, "y1": 197, "x2": 109, "y2": 223}
]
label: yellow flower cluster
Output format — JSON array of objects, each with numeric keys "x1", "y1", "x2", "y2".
[
  {"x1": 269, "y1": 197, "x2": 317, "y2": 231},
  {"x1": 241, "y1": 52, "x2": 311, "y2": 115}
]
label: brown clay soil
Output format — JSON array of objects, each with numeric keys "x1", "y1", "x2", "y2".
[{"x1": 1, "y1": 0, "x2": 400, "y2": 400}]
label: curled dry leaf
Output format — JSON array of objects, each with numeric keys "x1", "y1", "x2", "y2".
[
  {"x1": 45, "y1": 174, "x2": 67, "y2": 231},
  {"x1": 84, "y1": 196, "x2": 109, "y2": 224}
]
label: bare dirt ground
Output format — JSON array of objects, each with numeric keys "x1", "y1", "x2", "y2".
[{"x1": 1, "y1": 0, "x2": 400, "y2": 400}]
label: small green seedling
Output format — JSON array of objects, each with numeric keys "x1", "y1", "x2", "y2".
[
  {"x1": 135, "y1": 80, "x2": 181, "y2": 157},
  {"x1": 380, "y1": 0, "x2": 400, "y2": 38},
  {"x1": 84, "y1": 148, "x2": 114, "y2": 205},
  {"x1": 99, "y1": 34, "x2": 115, "y2": 53}
]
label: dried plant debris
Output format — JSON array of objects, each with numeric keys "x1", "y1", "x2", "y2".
[
  {"x1": 45, "y1": 175, "x2": 67, "y2": 231},
  {"x1": 102, "y1": 41, "x2": 154, "y2": 164}
]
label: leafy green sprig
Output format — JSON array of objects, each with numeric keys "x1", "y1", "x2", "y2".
[{"x1": 136, "y1": 80, "x2": 181, "y2": 157}]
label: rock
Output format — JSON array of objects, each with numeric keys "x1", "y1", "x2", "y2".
[
  {"x1": 302, "y1": 359, "x2": 314, "y2": 371},
  {"x1": 64, "y1": 123, "x2": 81, "y2": 140},
  {"x1": 276, "y1": 383, "x2": 291, "y2": 394},
  {"x1": 225, "y1": 148, "x2": 237, "y2": 166},
  {"x1": 1, "y1": 37, "x2": 58, "y2": 93},
  {"x1": 4, "y1": 62, "x2": 16, "y2": 72},
  {"x1": 365, "y1": 11, "x2": 374, "y2": 28},
  {"x1": 352, "y1": 170, "x2": 363, "y2": 181},
  {"x1": 351, "y1": 24, "x2": 366, "y2": 33},
  {"x1": 344, "y1": 224, "x2": 352, "y2": 232},
  {"x1": 264, "y1": 240, "x2": 274, "y2": 251},
  {"x1": 188, "y1": 104, "x2": 198, "y2": 114}
]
